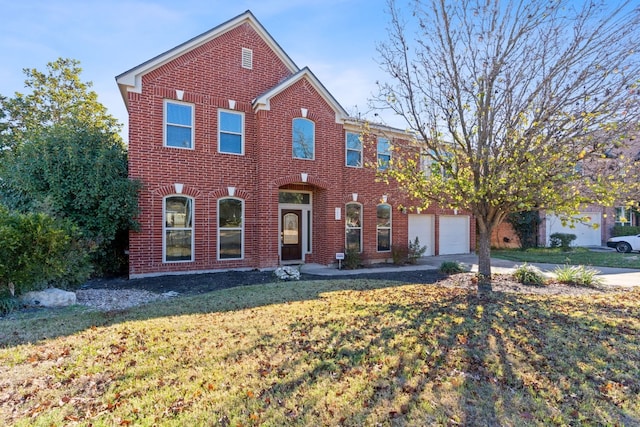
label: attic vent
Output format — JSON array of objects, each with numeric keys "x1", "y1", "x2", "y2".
[{"x1": 242, "y1": 48, "x2": 253, "y2": 70}]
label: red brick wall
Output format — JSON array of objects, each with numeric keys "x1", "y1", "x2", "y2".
[{"x1": 127, "y1": 20, "x2": 475, "y2": 277}]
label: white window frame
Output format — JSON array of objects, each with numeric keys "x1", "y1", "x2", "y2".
[
  {"x1": 377, "y1": 137, "x2": 391, "y2": 171},
  {"x1": 164, "y1": 99, "x2": 194, "y2": 149},
  {"x1": 346, "y1": 202, "x2": 363, "y2": 253},
  {"x1": 218, "y1": 109, "x2": 245, "y2": 155},
  {"x1": 218, "y1": 197, "x2": 244, "y2": 260},
  {"x1": 377, "y1": 203, "x2": 392, "y2": 252},
  {"x1": 163, "y1": 195, "x2": 194, "y2": 263},
  {"x1": 345, "y1": 131, "x2": 362, "y2": 168},
  {"x1": 292, "y1": 117, "x2": 315, "y2": 160}
]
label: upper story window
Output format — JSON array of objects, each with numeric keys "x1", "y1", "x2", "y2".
[
  {"x1": 293, "y1": 118, "x2": 315, "y2": 160},
  {"x1": 218, "y1": 198, "x2": 244, "y2": 260},
  {"x1": 219, "y1": 110, "x2": 244, "y2": 155},
  {"x1": 164, "y1": 196, "x2": 194, "y2": 262},
  {"x1": 377, "y1": 204, "x2": 392, "y2": 252},
  {"x1": 377, "y1": 137, "x2": 391, "y2": 171},
  {"x1": 164, "y1": 100, "x2": 194, "y2": 149},
  {"x1": 345, "y1": 202, "x2": 362, "y2": 253},
  {"x1": 346, "y1": 132, "x2": 362, "y2": 167}
]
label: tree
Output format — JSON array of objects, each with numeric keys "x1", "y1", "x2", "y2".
[
  {"x1": 373, "y1": 0, "x2": 640, "y2": 290},
  {"x1": 0, "y1": 58, "x2": 120, "y2": 153},
  {"x1": 0, "y1": 59, "x2": 139, "y2": 275}
]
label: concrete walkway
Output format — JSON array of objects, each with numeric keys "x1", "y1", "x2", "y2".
[{"x1": 300, "y1": 253, "x2": 640, "y2": 288}]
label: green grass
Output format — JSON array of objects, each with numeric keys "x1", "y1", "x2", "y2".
[
  {"x1": 1, "y1": 278, "x2": 639, "y2": 426},
  {"x1": 492, "y1": 247, "x2": 640, "y2": 269}
]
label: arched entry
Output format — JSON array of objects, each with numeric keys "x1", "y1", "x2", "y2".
[{"x1": 278, "y1": 190, "x2": 312, "y2": 263}]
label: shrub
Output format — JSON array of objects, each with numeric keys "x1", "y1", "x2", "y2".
[
  {"x1": 439, "y1": 261, "x2": 466, "y2": 274},
  {"x1": 612, "y1": 225, "x2": 640, "y2": 237},
  {"x1": 513, "y1": 263, "x2": 547, "y2": 286},
  {"x1": 407, "y1": 237, "x2": 428, "y2": 264},
  {"x1": 0, "y1": 205, "x2": 92, "y2": 299},
  {"x1": 553, "y1": 265, "x2": 603, "y2": 287},
  {"x1": 343, "y1": 248, "x2": 362, "y2": 270},
  {"x1": 391, "y1": 245, "x2": 409, "y2": 265},
  {"x1": 549, "y1": 233, "x2": 576, "y2": 251},
  {"x1": 507, "y1": 211, "x2": 541, "y2": 249}
]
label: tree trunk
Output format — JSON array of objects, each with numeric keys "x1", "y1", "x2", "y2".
[{"x1": 477, "y1": 229, "x2": 492, "y2": 293}]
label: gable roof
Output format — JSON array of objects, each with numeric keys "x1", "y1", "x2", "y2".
[
  {"x1": 115, "y1": 10, "x2": 299, "y2": 109},
  {"x1": 253, "y1": 67, "x2": 348, "y2": 123}
]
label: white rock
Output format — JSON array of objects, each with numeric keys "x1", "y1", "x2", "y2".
[{"x1": 20, "y1": 288, "x2": 77, "y2": 308}]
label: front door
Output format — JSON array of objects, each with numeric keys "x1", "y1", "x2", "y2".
[{"x1": 281, "y1": 209, "x2": 302, "y2": 261}]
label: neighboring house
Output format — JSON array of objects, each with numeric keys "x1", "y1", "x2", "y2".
[
  {"x1": 116, "y1": 10, "x2": 474, "y2": 278},
  {"x1": 491, "y1": 133, "x2": 640, "y2": 249}
]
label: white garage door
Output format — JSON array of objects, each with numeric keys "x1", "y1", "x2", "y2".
[
  {"x1": 439, "y1": 215, "x2": 470, "y2": 255},
  {"x1": 408, "y1": 214, "x2": 435, "y2": 256},
  {"x1": 546, "y1": 213, "x2": 602, "y2": 247}
]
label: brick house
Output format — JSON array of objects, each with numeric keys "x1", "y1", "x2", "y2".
[{"x1": 116, "y1": 10, "x2": 474, "y2": 278}]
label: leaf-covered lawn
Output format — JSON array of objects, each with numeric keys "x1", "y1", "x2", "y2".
[
  {"x1": 492, "y1": 247, "x2": 640, "y2": 269},
  {"x1": 1, "y1": 279, "x2": 639, "y2": 426}
]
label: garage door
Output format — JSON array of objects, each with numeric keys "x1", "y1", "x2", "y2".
[
  {"x1": 546, "y1": 213, "x2": 602, "y2": 247},
  {"x1": 439, "y1": 215, "x2": 470, "y2": 255},
  {"x1": 408, "y1": 214, "x2": 435, "y2": 256}
]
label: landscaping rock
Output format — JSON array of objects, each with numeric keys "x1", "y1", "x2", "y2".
[{"x1": 20, "y1": 288, "x2": 77, "y2": 308}]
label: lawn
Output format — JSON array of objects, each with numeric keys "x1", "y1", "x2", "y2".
[
  {"x1": 1, "y1": 278, "x2": 639, "y2": 426},
  {"x1": 492, "y1": 247, "x2": 640, "y2": 269}
]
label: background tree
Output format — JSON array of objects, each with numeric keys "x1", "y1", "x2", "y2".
[
  {"x1": 0, "y1": 58, "x2": 139, "y2": 275},
  {"x1": 373, "y1": 0, "x2": 640, "y2": 290}
]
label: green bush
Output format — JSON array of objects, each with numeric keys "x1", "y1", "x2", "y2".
[
  {"x1": 549, "y1": 232, "x2": 576, "y2": 251},
  {"x1": 391, "y1": 245, "x2": 409, "y2": 265},
  {"x1": 553, "y1": 265, "x2": 603, "y2": 287},
  {"x1": 439, "y1": 261, "x2": 466, "y2": 274},
  {"x1": 343, "y1": 248, "x2": 362, "y2": 270},
  {"x1": 513, "y1": 263, "x2": 547, "y2": 286},
  {"x1": 0, "y1": 205, "x2": 92, "y2": 300},
  {"x1": 612, "y1": 226, "x2": 640, "y2": 237},
  {"x1": 407, "y1": 237, "x2": 428, "y2": 264}
]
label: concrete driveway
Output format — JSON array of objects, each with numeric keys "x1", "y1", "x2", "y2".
[
  {"x1": 302, "y1": 253, "x2": 640, "y2": 288},
  {"x1": 422, "y1": 254, "x2": 640, "y2": 288}
]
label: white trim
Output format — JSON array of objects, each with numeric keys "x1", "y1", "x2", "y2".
[
  {"x1": 253, "y1": 67, "x2": 347, "y2": 123},
  {"x1": 218, "y1": 197, "x2": 245, "y2": 261},
  {"x1": 164, "y1": 99, "x2": 194, "y2": 149},
  {"x1": 116, "y1": 11, "x2": 298, "y2": 108},
  {"x1": 376, "y1": 203, "x2": 392, "y2": 253},
  {"x1": 345, "y1": 202, "x2": 363, "y2": 253},
  {"x1": 163, "y1": 195, "x2": 195, "y2": 263},
  {"x1": 278, "y1": 190, "x2": 313, "y2": 260},
  {"x1": 292, "y1": 117, "x2": 315, "y2": 160},
  {"x1": 218, "y1": 109, "x2": 245, "y2": 155},
  {"x1": 345, "y1": 131, "x2": 363, "y2": 168}
]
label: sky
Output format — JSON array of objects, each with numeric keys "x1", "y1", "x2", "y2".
[{"x1": 0, "y1": 0, "x2": 403, "y2": 140}]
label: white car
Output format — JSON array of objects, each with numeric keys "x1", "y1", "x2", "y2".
[{"x1": 607, "y1": 234, "x2": 640, "y2": 253}]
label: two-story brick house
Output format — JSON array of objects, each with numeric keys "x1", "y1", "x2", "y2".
[{"x1": 116, "y1": 10, "x2": 474, "y2": 278}]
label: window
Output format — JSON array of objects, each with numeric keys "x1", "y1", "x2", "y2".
[
  {"x1": 164, "y1": 100, "x2": 193, "y2": 149},
  {"x1": 219, "y1": 110, "x2": 244, "y2": 154},
  {"x1": 615, "y1": 207, "x2": 639, "y2": 227},
  {"x1": 377, "y1": 204, "x2": 392, "y2": 252},
  {"x1": 219, "y1": 198, "x2": 243, "y2": 259},
  {"x1": 164, "y1": 196, "x2": 193, "y2": 262},
  {"x1": 346, "y1": 132, "x2": 362, "y2": 167},
  {"x1": 377, "y1": 137, "x2": 391, "y2": 170},
  {"x1": 345, "y1": 203, "x2": 362, "y2": 253},
  {"x1": 293, "y1": 118, "x2": 315, "y2": 160}
]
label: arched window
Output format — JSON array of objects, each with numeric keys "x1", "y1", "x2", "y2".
[
  {"x1": 345, "y1": 202, "x2": 362, "y2": 253},
  {"x1": 292, "y1": 118, "x2": 315, "y2": 160},
  {"x1": 164, "y1": 196, "x2": 194, "y2": 262},
  {"x1": 218, "y1": 198, "x2": 244, "y2": 260},
  {"x1": 377, "y1": 204, "x2": 392, "y2": 252}
]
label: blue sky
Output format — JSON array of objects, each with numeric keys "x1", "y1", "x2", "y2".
[{"x1": 0, "y1": 0, "x2": 400, "y2": 140}]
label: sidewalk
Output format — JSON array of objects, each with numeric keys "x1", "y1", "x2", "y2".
[{"x1": 300, "y1": 254, "x2": 640, "y2": 288}]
